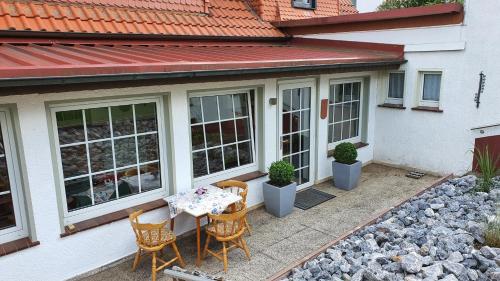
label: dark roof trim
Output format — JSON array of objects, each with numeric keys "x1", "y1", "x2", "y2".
[
  {"x1": 0, "y1": 60, "x2": 406, "y2": 88},
  {"x1": 273, "y1": 3, "x2": 464, "y2": 28}
]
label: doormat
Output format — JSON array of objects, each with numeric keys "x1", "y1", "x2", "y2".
[
  {"x1": 406, "y1": 171, "x2": 426, "y2": 179},
  {"x1": 294, "y1": 188, "x2": 336, "y2": 210}
]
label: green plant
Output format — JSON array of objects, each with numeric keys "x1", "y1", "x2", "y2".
[
  {"x1": 268, "y1": 160, "x2": 295, "y2": 187},
  {"x1": 333, "y1": 142, "x2": 358, "y2": 165},
  {"x1": 484, "y1": 214, "x2": 500, "y2": 248},
  {"x1": 474, "y1": 146, "x2": 499, "y2": 193},
  {"x1": 378, "y1": 0, "x2": 463, "y2": 11}
]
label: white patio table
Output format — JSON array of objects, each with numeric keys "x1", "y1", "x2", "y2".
[{"x1": 164, "y1": 185, "x2": 242, "y2": 266}]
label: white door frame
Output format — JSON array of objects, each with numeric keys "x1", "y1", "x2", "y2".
[{"x1": 277, "y1": 79, "x2": 317, "y2": 190}]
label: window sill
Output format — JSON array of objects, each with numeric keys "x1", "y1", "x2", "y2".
[
  {"x1": 0, "y1": 237, "x2": 40, "y2": 257},
  {"x1": 411, "y1": 106, "x2": 443, "y2": 113},
  {"x1": 328, "y1": 142, "x2": 369, "y2": 158},
  {"x1": 378, "y1": 103, "x2": 406, "y2": 110},
  {"x1": 213, "y1": 171, "x2": 267, "y2": 186},
  {"x1": 61, "y1": 199, "x2": 167, "y2": 238}
]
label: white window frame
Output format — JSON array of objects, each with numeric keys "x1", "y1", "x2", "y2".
[
  {"x1": 327, "y1": 78, "x2": 364, "y2": 151},
  {"x1": 50, "y1": 96, "x2": 169, "y2": 225},
  {"x1": 188, "y1": 89, "x2": 258, "y2": 187},
  {"x1": 292, "y1": 0, "x2": 316, "y2": 9},
  {"x1": 385, "y1": 71, "x2": 405, "y2": 105},
  {"x1": 417, "y1": 70, "x2": 443, "y2": 108},
  {"x1": 0, "y1": 109, "x2": 28, "y2": 243}
]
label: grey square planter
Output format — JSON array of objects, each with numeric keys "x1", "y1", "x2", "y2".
[
  {"x1": 262, "y1": 181, "x2": 297, "y2": 218},
  {"x1": 332, "y1": 160, "x2": 362, "y2": 190}
]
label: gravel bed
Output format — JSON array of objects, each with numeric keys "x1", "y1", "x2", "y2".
[{"x1": 284, "y1": 175, "x2": 500, "y2": 281}]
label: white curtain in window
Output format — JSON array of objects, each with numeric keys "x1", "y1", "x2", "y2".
[
  {"x1": 388, "y1": 73, "x2": 404, "y2": 99},
  {"x1": 423, "y1": 74, "x2": 442, "y2": 101}
]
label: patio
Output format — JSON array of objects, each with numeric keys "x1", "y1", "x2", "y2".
[{"x1": 76, "y1": 164, "x2": 440, "y2": 281}]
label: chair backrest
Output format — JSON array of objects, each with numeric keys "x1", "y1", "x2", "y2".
[
  {"x1": 129, "y1": 210, "x2": 169, "y2": 248},
  {"x1": 217, "y1": 180, "x2": 248, "y2": 204},
  {"x1": 207, "y1": 207, "x2": 247, "y2": 239}
]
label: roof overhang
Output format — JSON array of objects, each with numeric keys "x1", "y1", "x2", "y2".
[
  {"x1": 274, "y1": 3, "x2": 464, "y2": 35},
  {"x1": 0, "y1": 38, "x2": 405, "y2": 88}
]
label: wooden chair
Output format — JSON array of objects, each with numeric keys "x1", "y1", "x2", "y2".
[
  {"x1": 216, "y1": 180, "x2": 251, "y2": 235},
  {"x1": 202, "y1": 208, "x2": 251, "y2": 272},
  {"x1": 129, "y1": 210, "x2": 185, "y2": 281}
]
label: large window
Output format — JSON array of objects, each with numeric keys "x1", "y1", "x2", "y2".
[
  {"x1": 0, "y1": 110, "x2": 27, "y2": 243},
  {"x1": 52, "y1": 98, "x2": 165, "y2": 222},
  {"x1": 328, "y1": 81, "x2": 362, "y2": 148},
  {"x1": 387, "y1": 72, "x2": 405, "y2": 103},
  {"x1": 419, "y1": 71, "x2": 442, "y2": 107},
  {"x1": 189, "y1": 91, "x2": 255, "y2": 179}
]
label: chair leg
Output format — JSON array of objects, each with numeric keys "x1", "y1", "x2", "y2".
[
  {"x1": 240, "y1": 238, "x2": 251, "y2": 260},
  {"x1": 244, "y1": 218, "x2": 252, "y2": 236},
  {"x1": 151, "y1": 251, "x2": 157, "y2": 281},
  {"x1": 202, "y1": 234, "x2": 211, "y2": 260},
  {"x1": 132, "y1": 248, "x2": 141, "y2": 272},
  {"x1": 171, "y1": 242, "x2": 185, "y2": 268},
  {"x1": 222, "y1": 241, "x2": 228, "y2": 272}
]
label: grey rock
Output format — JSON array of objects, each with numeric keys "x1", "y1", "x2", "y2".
[
  {"x1": 479, "y1": 246, "x2": 496, "y2": 259},
  {"x1": 401, "y1": 252, "x2": 423, "y2": 274},
  {"x1": 422, "y1": 264, "x2": 443, "y2": 279},
  {"x1": 440, "y1": 274, "x2": 458, "y2": 281},
  {"x1": 467, "y1": 269, "x2": 479, "y2": 281},
  {"x1": 442, "y1": 261, "x2": 466, "y2": 276},
  {"x1": 447, "y1": 251, "x2": 464, "y2": 263}
]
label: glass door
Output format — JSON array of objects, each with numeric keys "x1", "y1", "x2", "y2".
[{"x1": 279, "y1": 83, "x2": 314, "y2": 187}]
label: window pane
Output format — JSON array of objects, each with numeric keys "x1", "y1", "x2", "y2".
[
  {"x1": 207, "y1": 148, "x2": 223, "y2": 174},
  {"x1": 234, "y1": 94, "x2": 248, "y2": 117},
  {"x1": 342, "y1": 103, "x2": 351, "y2": 120},
  {"x1": 301, "y1": 168, "x2": 309, "y2": 185},
  {"x1": 205, "y1": 123, "x2": 221, "y2": 148},
  {"x1": 291, "y1": 111, "x2": 300, "y2": 133},
  {"x1": 301, "y1": 131, "x2": 310, "y2": 151},
  {"x1": 351, "y1": 119, "x2": 359, "y2": 138},
  {"x1": 139, "y1": 163, "x2": 161, "y2": 192},
  {"x1": 117, "y1": 167, "x2": 140, "y2": 195},
  {"x1": 291, "y1": 133, "x2": 300, "y2": 154},
  {"x1": 352, "y1": 82, "x2": 361, "y2": 100},
  {"x1": 190, "y1": 97, "x2": 203, "y2": 124},
  {"x1": 202, "y1": 96, "x2": 219, "y2": 122},
  {"x1": 192, "y1": 151, "x2": 208, "y2": 178},
  {"x1": 218, "y1": 95, "x2": 234, "y2": 120},
  {"x1": 282, "y1": 135, "x2": 291, "y2": 156},
  {"x1": 138, "y1": 134, "x2": 159, "y2": 163},
  {"x1": 114, "y1": 137, "x2": 137, "y2": 168},
  {"x1": 89, "y1": 141, "x2": 113, "y2": 173},
  {"x1": 388, "y1": 73, "x2": 404, "y2": 99},
  {"x1": 221, "y1": 121, "x2": 236, "y2": 144},
  {"x1": 135, "y1": 103, "x2": 158, "y2": 133},
  {"x1": 61, "y1": 145, "x2": 87, "y2": 178},
  {"x1": 56, "y1": 110, "x2": 85, "y2": 145},
  {"x1": 282, "y1": 113, "x2": 291, "y2": 134},
  {"x1": 343, "y1": 83, "x2": 352, "y2": 102},
  {"x1": 85, "y1": 107, "x2": 110, "y2": 141},
  {"x1": 352, "y1": 101, "x2": 360, "y2": 119},
  {"x1": 301, "y1": 152, "x2": 310, "y2": 167},
  {"x1": 291, "y1": 89, "x2": 300, "y2": 110},
  {"x1": 334, "y1": 104, "x2": 343, "y2": 123},
  {"x1": 283, "y1": 90, "x2": 291, "y2": 112},
  {"x1": 111, "y1": 105, "x2": 134, "y2": 137},
  {"x1": 92, "y1": 172, "x2": 117, "y2": 205},
  {"x1": 328, "y1": 125, "x2": 333, "y2": 143},
  {"x1": 334, "y1": 84, "x2": 343, "y2": 103},
  {"x1": 0, "y1": 194, "x2": 15, "y2": 230},
  {"x1": 333, "y1": 123, "x2": 342, "y2": 142},
  {"x1": 223, "y1": 145, "x2": 238, "y2": 170},
  {"x1": 0, "y1": 157, "x2": 10, "y2": 193},
  {"x1": 301, "y1": 110, "x2": 310, "y2": 131},
  {"x1": 328, "y1": 105, "x2": 334, "y2": 123},
  {"x1": 329, "y1": 85, "x2": 335, "y2": 103},
  {"x1": 423, "y1": 73, "x2": 441, "y2": 101},
  {"x1": 292, "y1": 154, "x2": 300, "y2": 170},
  {"x1": 191, "y1": 125, "x2": 205, "y2": 151},
  {"x1": 65, "y1": 177, "x2": 92, "y2": 212},
  {"x1": 236, "y1": 118, "x2": 250, "y2": 141},
  {"x1": 238, "y1": 141, "x2": 253, "y2": 165},
  {"x1": 301, "y1": 87, "x2": 311, "y2": 109},
  {"x1": 342, "y1": 121, "x2": 350, "y2": 139}
]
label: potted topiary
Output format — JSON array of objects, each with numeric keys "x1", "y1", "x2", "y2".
[
  {"x1": 332, "y1": 142, "x2": 361, "y2": 190},
  {"x1": 262, "y1": 161, "x2": 296, "y2": 217}
]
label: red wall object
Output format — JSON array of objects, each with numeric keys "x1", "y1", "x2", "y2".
[
  {"x1": 320, "y1": 99, "x2": 329, "y2": 119},
  {"x1": 473, "y1": 135, "x2": 500, "y2": 171}
]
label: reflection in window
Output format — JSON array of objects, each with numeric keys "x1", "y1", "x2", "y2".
[
  {"x1": 328, "y1": 82, "x2": 361, "y2": 144},
  {"x1": 189, "y1": 92, "x2": 255, "y2": 178},
  {"x1": 55, "y1": 102, "x2": 161, "y2": 212}
]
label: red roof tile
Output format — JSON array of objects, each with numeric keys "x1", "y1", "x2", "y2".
[
  {"x1": 0, "y1": 38, "x2": 404, "y2": 80},
  {"x1": 246, "y1": 0, "x2": 357, "y2": 22},
  {"x1": 0, "y1": 0, "x2": 284, "y2": 37}
]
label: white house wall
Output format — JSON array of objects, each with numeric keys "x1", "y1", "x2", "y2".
[
  {"x1": 301, "y1": 0, "x2": 500, "y2": 175},
  {"x1": 0, "y1": 71, "x2": 380, "y2": 280}
]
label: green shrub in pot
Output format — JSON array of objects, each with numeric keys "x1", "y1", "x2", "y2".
[
  {"x1": 263, "y1": 160, "x2": 297, "y2": 217},
  {"x1": 332, "y1": 142, "x2": 362, "y2": 190}
]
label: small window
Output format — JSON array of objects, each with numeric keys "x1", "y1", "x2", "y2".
[
  {"x1": 52, "y1": 98, "x2": 166, "y2": 223},
  {"x1": 189, "y1": 91, "x2": 256, "y2": 180},
  {"x1": 387, "y1": 72, "x2": 405, "y2": 103},
  {"x1": 292, "y1": 0, "x2": 316, "y2": 9},
  {"x1": 327, "y1": 81, "x2": 362, "y2": 149},
  {"x1": 419, "y1": 72, "x2": 442, "y2": 107}
]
